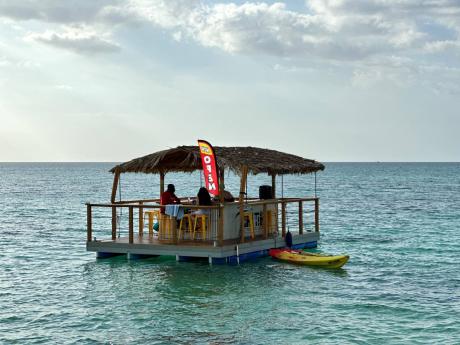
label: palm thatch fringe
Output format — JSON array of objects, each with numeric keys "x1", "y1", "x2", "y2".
[{"x1": 110, "y1": 146, "x2": 324, "y2": 175}]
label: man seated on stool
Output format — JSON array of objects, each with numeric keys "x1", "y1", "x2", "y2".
[
  {"x1": 160, "y1": 184, "x2": 181, "y2": 214},
  {"x1": 213, "y1": 184, "x2": 235, "y2": 202}
]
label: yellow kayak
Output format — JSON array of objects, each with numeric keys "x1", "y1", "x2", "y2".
[{"x1": 269, "y1": 249, "x2": 349, "y2": 268}]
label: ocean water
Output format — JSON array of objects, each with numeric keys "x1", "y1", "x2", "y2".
[{"x1": 1, "y1": 163, "x2": 459, "y2": 344}]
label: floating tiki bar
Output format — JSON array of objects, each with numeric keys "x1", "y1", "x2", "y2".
[{"x1": 86, "y1": 145, "x2": 325, "y2": 263}]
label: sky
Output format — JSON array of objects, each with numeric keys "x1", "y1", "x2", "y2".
[{"x1": 0, "y1": 0, "x2": 459, "y2": 162}]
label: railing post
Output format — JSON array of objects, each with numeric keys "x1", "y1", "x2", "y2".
[
  {"x1": 110, "y1": 170, "x2": 120, "y2": 204},
  {"x1": 218, "y1": 206, "x2": 224, "y2": 246},
  {"x1": 315, "y1": 198, "x2": 319, "y2": 232},
  {"x1": 263, "y1": 203, "x2": 268, "y2": 239},
  {"x1": 281, "y1": 201, "x2": 286, "y2": 237},
  {"x1": 138, "y1": 201, "x2": 144, "y2": 237},
  {"x1": 239, "y1": 165, "x2": 248, "y2": 243},
  {"x1": 218, "y1": 169, "x2": 225, "y2": 246},
  {"x1": 111, "y1": 206, "x2": 117, "y2": 240},
  {"x1": 129, "y1": 206, "x2": 134, "y2": 244},
  {"x1": 299, "y1": 201, "x2": 303, "y2": 234},
  {"x1": 160, "y1": 172, "x2": 165, "y2": 195},
  {"x1": 87, "y1": 204, "x2": 92, "y2": 242},
  {"x1": 172, "y1": 216, "x2": 178, "y2": 244}
]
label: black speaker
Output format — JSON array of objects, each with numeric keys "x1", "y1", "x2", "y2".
[{"x1": 259, "y1": 185, "x2": 272, "y2": 199}]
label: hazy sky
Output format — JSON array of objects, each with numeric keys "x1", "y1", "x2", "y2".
[{"x1": 1, "y1": 0, "x2": 459, "y2": 162}]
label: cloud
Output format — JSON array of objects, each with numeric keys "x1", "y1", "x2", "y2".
[
  {"x1": 3, "y1": 0, "x2": 460, "y2": 90},
  {"x1": 425, "y1": 40, "x2": 460, "y2": 53},
  {"x1": 0, "y1": 56, "x2": 11, "y2": 67},
  {"x1": 54, "y1": 84, "x2": 73, "y2": 91},
  {"x1": 4, "y1": 0, "x2": 460, "y2": 61},
  {"x1": 26, "y1": 28, "x2": 120, "y2": 55},
  {"x1": 118, "y1": 0, "x2": 460, "y2": 62},
  {"x1": 0, "y1": 0, "x2": 123, "y2": 23}
]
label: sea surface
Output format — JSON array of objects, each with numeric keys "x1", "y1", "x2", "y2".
[{"x1": 1, "y1": 163, "x2": 459, "y2": 344}]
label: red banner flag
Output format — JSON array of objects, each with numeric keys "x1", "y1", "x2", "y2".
[{"x1": 198, "y1": 140, "x2": 219, "y2": 196}]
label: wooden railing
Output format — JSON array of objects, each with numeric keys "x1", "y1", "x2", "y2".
[
  {"x1": 86, "y1": 202, "x2": 220, "y2": 245},
  {"x1": 242, "y1": 197, "x2": 319, "y2": 239},
  {"x1": 86, "y1": 197, "x2": 319, "y2": 246}
]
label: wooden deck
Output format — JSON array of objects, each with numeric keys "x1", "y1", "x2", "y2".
[{"x1": 87, "y1": 232, "x2": 320, "y2": 259}]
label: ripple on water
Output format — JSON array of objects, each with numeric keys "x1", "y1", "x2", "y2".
[{"x1": 1, "y1": 163, "x2": 460, "y2": 344}]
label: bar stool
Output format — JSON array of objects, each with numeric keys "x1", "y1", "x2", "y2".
[
  {"x1": 144, "y1": 210, "x2": 161, "y2": 236},
  {"x1": 266, "y1": 210, "x2": 274, "y2": 235},
  {"x1": 159, "y1": 214, "x2": 173, "y2": 240},
  {"x1": 192, "y1": 214, "x2": 208, "y2": 240},
  {"x1": 242, "y1": 211, "x2": 255, "y2": 239},
  {"x1": 178, "y1": 214, "x2": 193, "y2": 240}
]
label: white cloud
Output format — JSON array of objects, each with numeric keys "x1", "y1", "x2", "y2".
[
  {"x1": 118, "y1": 0, "x2": 460, "y2": 62},
  {"x1": 425, "y1": 40, "x2": 460, "y2": 53},
  {"x1": 2, "y1": 0, "x2": 460, "y2": 90},
  {"x1": 54, "y1": 84, "x2": 73, "y2": 91},
  {"x1": 25, "y1": 27, "x2": 120, "y2": 55},
  {"x1": 0, "y1": 0, "x2": 123, "y2": 23},
  {"x1": 4, "y1": 0, "x2": 460, "y2": 61}
]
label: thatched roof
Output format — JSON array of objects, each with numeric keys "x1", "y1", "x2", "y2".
[{"x1": 110, "y1": 146, "x2": 324, "y2": 175}]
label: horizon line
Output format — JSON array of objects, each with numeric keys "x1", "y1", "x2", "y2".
[{"x1": 1, "y1": 161, "x2": 459, "y2": 164}]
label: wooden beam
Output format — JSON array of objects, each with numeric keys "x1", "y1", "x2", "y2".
[
  {"x1": 298, "y1": 201, "x2": 303, "y2": 234},
  {"x1": 271, "y1": 174, "x2": 278, "y2": 236},
  {"x1": 87, "y1": 204, "x2": 92, "y2": 242},
  {"x1": 218, "y1": 169, "x2": 225, "y2": 246},
  {"x1": 138, "y1": 201, "x2": 143, "y2": 237},
  {"x1": 315, "y1": 198, "x2": 319, "y2": 232},
  {"x1": 219, "y1": 169, "x2": 225, "y2": 202},
  {"x1": 111, "y1": 206, "x2": 117, "y2": 240},
  {"x1": 129, "y1": 206, "x2": 134, "y2": 244},
  {"x1": 271, "y1": 174, "x2": 276, "y2": 198},
  {"x1": 160, "y1": 171, "x2": 165, "y2": 195},
  {"x1": 239, "y1": 165, "x2": 248, "y2": 243},
  {"x1": 110, "y1": 170, "x2": 120, "y2": 203},
  {"x1": 281, "y1": 201, "x2": 286, "y2": 237}
]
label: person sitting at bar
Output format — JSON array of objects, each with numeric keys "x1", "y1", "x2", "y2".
[
  {"x1": 193, "y1": 187, "x2": 212, "y2": 215},
  {"x1": 213, "y1": 184, "x2": 235, "y2": 202},
  {"x1": 160, "y1": 184, "x2": 181, "y2": 214}
]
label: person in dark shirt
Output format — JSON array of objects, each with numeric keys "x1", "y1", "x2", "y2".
[
  {"x1": 160, "y1": 184, "x2": 181, "y2": 214},
  {"x1": 197, "y1": 187, "x2": 212, "y2": 206},
  {"x1": 193, "y1": 187, "x2": 212, "y2": 216}
]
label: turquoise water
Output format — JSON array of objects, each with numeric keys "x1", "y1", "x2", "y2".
[{"x1": 1, "y1": 163, "x2": 459, "y2": 344}]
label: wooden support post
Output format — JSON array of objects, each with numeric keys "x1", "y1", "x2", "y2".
[
  {"x1": 271, "y1": 175, "x2": 278, "y2": 237},
  {"x1": 138, "y1": 201, "x2": 144, "y2": 237},
  {"x1": 87, "y1": 204, "x2": 92, "y2": 242},
  {"x1": 281, "y1": 202, "x2": 286, "y2": 237},
  {"x1": 111, "y1": 206, "x2": 117, "y2": 240},
  {"x1": 129, "y1": 206, "x2": 134, "y2": 244},
  {"x1": 315, "y1": 198, "x2": 320, "y2": 232},
  {"x1": 271, "y1": 174, "x2": 276, "y2": 198},
  {"x1": 299, "y1": 201, "x2": 303, "y2": 234},
  {"x1": 160, "y1": 171, "x2": 165, "y2": 195},
  {"x1": 110, "y1": 170, "x2": 120, "y2": 203},
  {"x1": 218, "y1": 169, "x2": 225, "y2": 246},
  {"x1": 263, "y1": 203, "x2": 268, "y2": 239},
  {"x1": 239, "y1": 165, "x2": 248, "y2": 243}
]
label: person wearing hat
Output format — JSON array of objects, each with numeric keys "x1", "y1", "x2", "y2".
[{"x1": 160, "y1": 184, "x2": 181, "y2": 214}]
